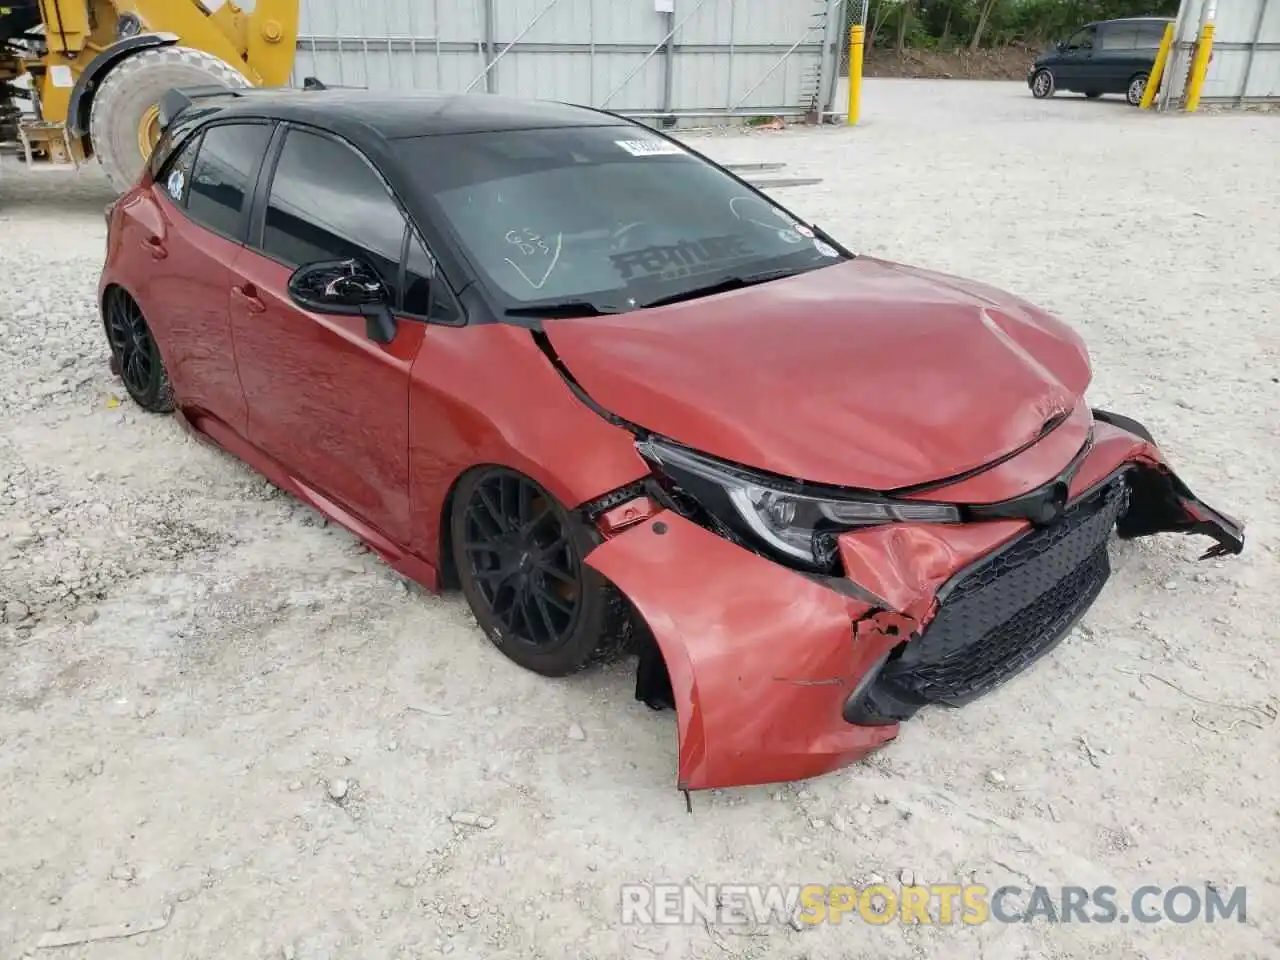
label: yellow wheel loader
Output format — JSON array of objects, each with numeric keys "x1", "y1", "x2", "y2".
[{"x1": 1, "y1": 1, "x2": 298, "y2": 192}]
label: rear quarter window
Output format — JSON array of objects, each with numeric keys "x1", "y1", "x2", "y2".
[{"x1": 159, "y1": 133, "x2": 201, "y2": 206}]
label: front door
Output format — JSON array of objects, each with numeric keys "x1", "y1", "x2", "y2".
[
  {"x1": 228, "y1": 126, "x2": 423, "y2": 544},
  {"x1": 1055, "y1": 24, "x2": 1097, "y2": 90}
]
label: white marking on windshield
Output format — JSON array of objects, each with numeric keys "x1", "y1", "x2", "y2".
[
  {"x1": 615, "y1": 139, "x2": 686, "y2": 157},
  {"x1": 504, "y1": 231, "x2": 564, "y2": 289}
]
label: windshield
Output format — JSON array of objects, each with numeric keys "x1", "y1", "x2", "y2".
[{"x1": 394, "y1": 126, "x2": 845, "y2": 312}]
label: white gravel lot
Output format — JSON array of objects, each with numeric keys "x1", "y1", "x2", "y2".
[{"x1": 1, "y1": 79, "x2": 1278, "y2": 960}]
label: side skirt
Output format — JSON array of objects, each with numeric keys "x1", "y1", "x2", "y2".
[{"x1": 173, "y1": 405, "x2": 441, "y2": 591}]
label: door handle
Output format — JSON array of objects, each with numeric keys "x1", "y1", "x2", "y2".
[
  {"x1": 232, "y1": 283, "x2": 267, "y2": 314},
  {"x1": 143, "y1": 235, "x2": 167, "y2": 260}
]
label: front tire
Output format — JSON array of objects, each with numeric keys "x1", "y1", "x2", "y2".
[
  {"x1": 102, "y1": 288, "x2": 174, "y2": 413},
  {"x1": 1127, "y1": 72, "x2": 1149, "y2": 106},
  {"x1": 1031, "y1": 69, "x2": 1055, "y2": 99},
  {"x1": 89, "y1": 45, "x2": 250, "y2": 193},
  {"x1": 450, "y1": 467, "x2": 630, "y2": 677}
]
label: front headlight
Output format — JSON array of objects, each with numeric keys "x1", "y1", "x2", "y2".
[{"x1": 637, "y1": 438, "x2": 961, "y2": 569}]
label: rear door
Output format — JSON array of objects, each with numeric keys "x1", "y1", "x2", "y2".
[
  {"x1": 227, "y1": 125, "x2": 426, "y2": 544},
  {"x1": 1093, "y1": 21, "x2": 1141, "y2": 93},
  {"x1": 129, "y1": 120, "x2": 274, "y2": 434}
]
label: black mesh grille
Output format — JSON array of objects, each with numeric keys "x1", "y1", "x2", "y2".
[{"x1": 877, "y1": 476, "x2": 1129, "y2": 708}]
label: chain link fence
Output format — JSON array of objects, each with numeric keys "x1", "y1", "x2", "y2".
[{"x1": 839, "y1": 0, "x2": 871, "y2": 76}]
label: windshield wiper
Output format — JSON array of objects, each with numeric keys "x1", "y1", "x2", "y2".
[
  {"x1": 504, "y1": 299, "x2": 622, "y2": 319},
  {"x1": 638, "y1": 268, "x2": 804, "y2": 309}
]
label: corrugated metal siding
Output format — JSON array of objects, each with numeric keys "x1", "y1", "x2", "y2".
[
  {"x1": 1165, "y1": 0, "x2": 1280, "y2": 103},
  {"x1": 285, "y1": 0, "x2": 839, "y2": 119}
]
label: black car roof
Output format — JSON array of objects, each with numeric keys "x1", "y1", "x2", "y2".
[{"x1": 180, "y1": 88, "x2": 625, "y2": 141}]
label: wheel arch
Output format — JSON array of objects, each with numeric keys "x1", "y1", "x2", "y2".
[
  {"x1": 433, "y1": 459, "x2": 632, "y2": 591},
  {"x1": 66, "y1": 32, "x2": 181, "y2": 143}
]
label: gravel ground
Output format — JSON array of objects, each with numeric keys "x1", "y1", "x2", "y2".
[{"x1": 1, "y1": 79, "x2": 1278, "y2": 960}]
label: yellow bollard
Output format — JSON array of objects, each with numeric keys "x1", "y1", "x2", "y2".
[
  {"x1": 847, "y1": 24, "x2": 865, "y2": 126},
  {"x1": 1184, "y1": 20, "x2": 1216, "y2": 112},
  {"x1": 1140, "y1": 22, "x2": 1174, "y2": 109}
]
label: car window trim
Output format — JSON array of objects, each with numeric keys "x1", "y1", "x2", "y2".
[
  {"x1": 161, "y1": 117, "x2": 276, "y2": 247},
  {"x1": 399, "y1": 223, "x2": 465, "y2": 326},
  {"x1": 247, "y1": 121, "x2": 466, "y2": 327},
  {"x1": 247, "y1": 121, "x2": 287, "y2": 252}
]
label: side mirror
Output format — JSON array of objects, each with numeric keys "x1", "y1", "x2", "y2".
[
  {"x1": 287, "y1": 258, "x2": 397, "y2": 344},
  {"x1": 1056, "y1": 40, "x2": 1066, "y2": 51}
]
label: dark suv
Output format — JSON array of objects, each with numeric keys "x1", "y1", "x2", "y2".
[{"x1": 1028, "y1": 16, "x2": 1172, "y2": 106}]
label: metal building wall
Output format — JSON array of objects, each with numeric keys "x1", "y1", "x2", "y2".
[
  {"x1": 1162, "y1": 0, "x2": 1280, "y2": 104},
  {"x1": 287, "y1": 0, "x2": 844, "y2": 121}
]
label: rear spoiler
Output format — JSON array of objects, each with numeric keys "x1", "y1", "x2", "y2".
[
  {"x1": 157, "y1": 85, "x2": 250, "y2": 132},
  {"x1": 156, "y1": 77, "x2": 345, "y2": 133}
]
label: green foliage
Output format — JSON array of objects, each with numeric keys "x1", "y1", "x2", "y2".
[{"x1": 851, "y1": 0, "x2": 1181, "y2": 51}]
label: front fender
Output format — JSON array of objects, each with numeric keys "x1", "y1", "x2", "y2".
[
  {"x1": 67, "y1": 32, "x2": 180, "y2": 138},
  {"x1": 585, "y1": 511, "x2": 901, "y2": 791}
]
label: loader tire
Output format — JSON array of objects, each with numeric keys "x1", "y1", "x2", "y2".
[{"x1": 89, "y1": 45, "x2": 250, "y2": 193}]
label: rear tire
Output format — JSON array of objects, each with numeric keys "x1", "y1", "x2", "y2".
[
  {"x1": 1127, "y1": 72, "x2": 1149, "y2": 107},
  {"x1": 450, "y1": 466, "x2": 631, "y2": 677},
  {"x1": 89, "y1": 45, "x2": 250, "y2": 193},
  {"x1": 102, "y1": 288, "x2": 174, "y2": 413},
  {"x1": 1031, "y1": 69, "x2": 1055, "y2": 99}
]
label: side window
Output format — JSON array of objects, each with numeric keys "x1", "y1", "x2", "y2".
[
  {"x1": 1135, "y1": 23, "x2": 1166, "y2": 49},
  {"x1": 1099, "y1": 25, "x2": 1137, "y2": 50},
  {"x1": 160, "y1": 133, "x2": 202, "y2": 206},
  {"x1": 261, "y1": 129, "x2": 407, "y2": 301},
  {"x1": 185, "y1": 123, "x2": 273, "y2": 239},
  {"x1": 1066, "y1": 26, "x2": 1096, "y2": 50}
]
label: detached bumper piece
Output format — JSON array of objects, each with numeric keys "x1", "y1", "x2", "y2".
[
  {"x1": 586, "y1": 412, "x2": 1244, "y2": 791},
  {"x1": 846, "y1": 476, "x2": 1128, "y2": 724}
]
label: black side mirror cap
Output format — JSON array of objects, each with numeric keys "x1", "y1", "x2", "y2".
[{"x1": 287, "y1": 257, "x2": 397, "y2": 343}]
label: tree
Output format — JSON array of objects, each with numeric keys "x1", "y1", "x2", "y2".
[{"x1": 969, "y1": 0, "x2": 1002, "y2": 52}]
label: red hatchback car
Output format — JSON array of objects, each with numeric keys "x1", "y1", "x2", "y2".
[{"x1": 99, "y1": 87, "x2": 1244, "y2": 792}]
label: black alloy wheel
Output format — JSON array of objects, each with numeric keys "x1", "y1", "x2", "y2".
[
  {"x1": 451, "y1": 466, "x2": 632, "y2": 677},
  {"x1": 102, "y1": 289, "x2": 173, "y2": 412}
]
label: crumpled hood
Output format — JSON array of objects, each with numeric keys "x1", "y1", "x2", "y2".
[{"x1": 542, "y1": 256, "x2": 1093, "y2": 491}]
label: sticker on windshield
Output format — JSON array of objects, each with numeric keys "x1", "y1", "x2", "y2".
[
  {"x1": 795, "y1": 224, "x2": 815, "y2": 239},
  {"x1": 610, "y1": 234, "x2": 754, "y2": 281},
  {"x1": 615, "y1": 139, "x2": 686, "y2": 158},
  {"x1": 777, "y1": 229, "x2": 804, "y2": 244},
  {"x1": 166, "y1": 168, "x2": 185, "y2": 200},
  {"x1": 813, "y1": 239, "x2": 839, "y2": 258}
]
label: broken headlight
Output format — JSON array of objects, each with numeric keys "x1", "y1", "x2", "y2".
[{"x1": 636, "y1": 438, "x2": 960, "y2": 570}]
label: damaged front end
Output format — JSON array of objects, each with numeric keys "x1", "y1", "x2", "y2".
[{"x1": 583, "y1": 408, "x2": 1244, "y2": 791}]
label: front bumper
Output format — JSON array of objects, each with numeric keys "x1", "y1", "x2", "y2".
[{"x1": 586, "y1": 413, "x2": 1243, "y2": 791}]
